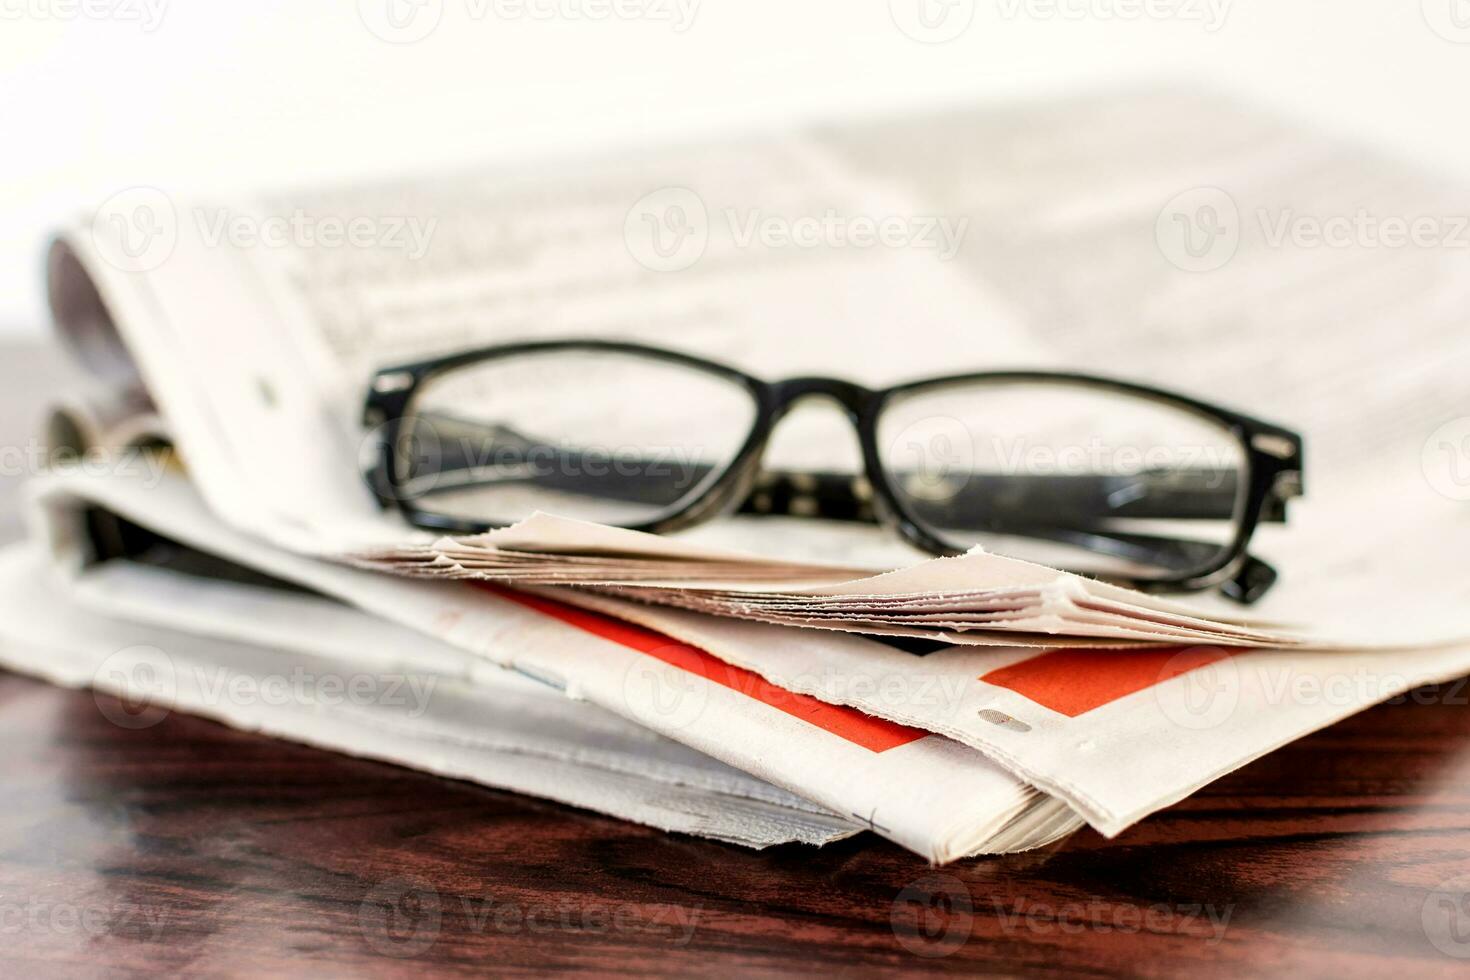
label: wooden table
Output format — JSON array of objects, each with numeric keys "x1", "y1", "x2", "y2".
[{"x1": 3, "y1": 342, "x2": 1470, "y2": 977}]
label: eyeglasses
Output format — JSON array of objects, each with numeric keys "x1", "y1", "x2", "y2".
[{"x1": 362, "y1": 340, "x2": 1304, "y2": 603}]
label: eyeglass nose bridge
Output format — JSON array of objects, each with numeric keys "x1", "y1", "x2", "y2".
[
  {"x1": 671, "y1": 376, "x2": 879, "y2": 532},
  {"x1": 768, "y1": 377, "x2": 875, "y2": 422}
]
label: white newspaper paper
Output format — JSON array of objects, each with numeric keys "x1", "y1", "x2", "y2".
[
  {"x1": 537, "y1": 586, "x2": 1470, "y2": 836},
  {"x1": 30, "y1": 89, "x2": 1470, "y2": 843},
  {"x1": 35, "y1": 464, "x2": 1470, "y2": 841},
  {"x1": 52, "y1": 133, "x2": 1043, "y2": 557},
  {"x1": 27, "y1": 467, "x2": 1082, "y2": 862},
  {"x1": 49, "y1": 90, "x2": 1470, "y2": 647},
  {"x1": 0, "y1": 542, "x2": 859, "y2": 849},
  {"x1": 355, "y1": 513, "x2": 1311, "y2": 649}
]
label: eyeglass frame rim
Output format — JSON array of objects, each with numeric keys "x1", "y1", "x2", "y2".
[{"x1": 362, "y1": 338, "x2": 1304, "y2": 596}]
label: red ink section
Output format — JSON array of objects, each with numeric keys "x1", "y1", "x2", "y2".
[
  {"x1": 980, "y1": 647, "x2": 1234, "y2": 718},
  {"x1": 483, "y1": 585, "x2": 928, "y2": 753}
]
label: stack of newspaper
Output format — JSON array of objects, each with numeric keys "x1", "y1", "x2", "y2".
[
  {"x1": 5, "y1": 90, "x2": 1470, "y2": 863},
  {"x1": 354, "y1": 513, "x2": 1306, "y2": 648}
]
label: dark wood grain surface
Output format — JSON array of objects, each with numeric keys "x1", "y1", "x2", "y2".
[
  {"x1": 3, "y1": 342, "x2": 1470, "y2": 978},
  {"x1": 6, "y1": 674, "x2": 1470, "y2": 977}
]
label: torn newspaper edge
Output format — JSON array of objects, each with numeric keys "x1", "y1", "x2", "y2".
[{"x1": 351, "y1": 513, "x2": 1337, "y2": 649}]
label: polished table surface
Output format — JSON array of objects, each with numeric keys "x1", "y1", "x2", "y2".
[{"x1": 3, "y1": 342, "x2": 1470, "y2": 977}]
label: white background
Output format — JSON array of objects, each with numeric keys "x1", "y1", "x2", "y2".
[{"x1": 2, "y1": 0, "x2": 1469, "y2": 335}]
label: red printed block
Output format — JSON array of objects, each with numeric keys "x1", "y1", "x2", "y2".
[{"x1": 981, "y1": 647, "x2": 1234, "y2": 718}]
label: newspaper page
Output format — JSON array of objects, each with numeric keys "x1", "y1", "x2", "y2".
[
  {"x1": 27, "y1": 466, "x2": 1083, "y2": 863},
  {"x1": 533, "y1": 585, "x2": 1470, "y2": 836},
  {"x1": 354, "y1": 513, "x2": 1316, "y2": 648},
  {"x1": 55, "y1": 133, "x2": 1042, "y2": 557},
  {"x1": 51, "y1": 88, "x2": 1470, "y2": 643},
  {"x1": 803, "y1": 89, "x2": 1470, "y2": 637},
  {"x1": 0, "y1": 546, "x2": 855, "y2": 849},
  {"x1": 62, "y1": 555, "x2": 861, "y2": 830},
  {"x1": 32, "y1": 88, "x2": 1470, "y2": 840},
  {"x1": 36, "y1": 463, "x2": 1470, "y2": 842}
]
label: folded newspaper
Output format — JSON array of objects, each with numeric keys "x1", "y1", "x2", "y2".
[
  {"x1": 353, "y1": 514, "x2": 1304, "y2": 648},
  {"x1": 0, "y1": 544, "x2": 862, "y2": 850},
  {"x1": 20, "y1": 467, "x2": 1083, "y2": 861},
  {"x1": 5, "y1": 88, "x2": 1468, "y2": 861}
]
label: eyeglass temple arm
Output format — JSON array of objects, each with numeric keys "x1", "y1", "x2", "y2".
[
  {"x1": 402, "y1": 415, "x2": 1292, "y2": 523},
  {"x1": 737, "y1": 468, "x2": 1293, "y2": 523},
  {"x1": 736, "y1": 469, "x2": 1282, "y2": 603}
]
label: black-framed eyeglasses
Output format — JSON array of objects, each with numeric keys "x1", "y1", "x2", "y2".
[{"x1": 362, "y1": 340, "x2": 1304, "y2": 603}]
